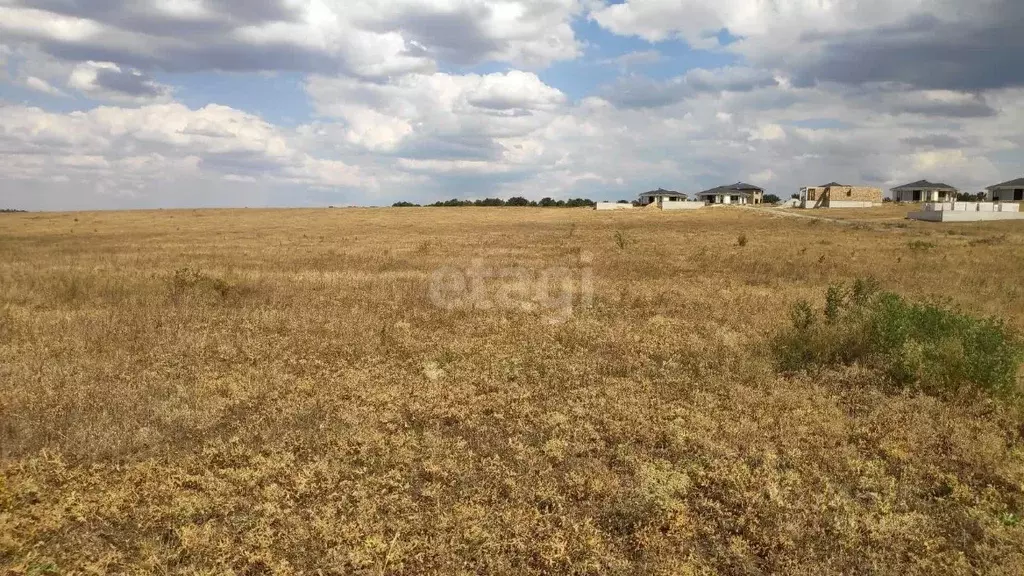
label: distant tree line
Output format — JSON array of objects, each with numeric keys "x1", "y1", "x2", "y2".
[
  {"x1": 393, "y1": 197, "x2": 597, "y2": 208},
  {"x1": 0, "y1": 209, "x2": 27, "y2": 213},
  {"x1": 956, "y1": 192, "x2": 987, "y2": 201}
]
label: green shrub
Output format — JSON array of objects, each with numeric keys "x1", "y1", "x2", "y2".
[
  {"x1": 791, "y1": 300, "x2": 815, "y2": 330},
  {"x1": 824, "y1": 283, "x2": 847, "y2": 323},
  {"x1": 774, "y1": 280, "x2": 1024, "y2": 400}
]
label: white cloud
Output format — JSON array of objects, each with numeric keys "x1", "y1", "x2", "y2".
[
  {"x1": 598, "y1": 49, "x2": 663, "y2": 69},
  {"x1": 748, "y1": 123, "x2": 786, "y2": 142},
  {"x1": 464, "y1": 70, "x2": 567, "y2": 111},
  {"x1": 0, "y1": 0, "x2": 583, "y2": 79},
  {"x1": 24, "y1": 75, "x2": 67, "y2": 96},
  {"x1": 347, "y1": 0, "x2": 583, "y2": 67},
  {"x1": 68, "y1": 61, "x2": 173, "y2": 103},
  {"x1": 304, "y1": 71, "x2": 567, "y2": 164},
  {"x1": 589, "y1": 0, "x2": 948, "y2": 46},
  {"x1": 396, "y1": 158, "x2": 517, "y2": 175},
  {"x1": 601, "y1": 67, "x2": 779, "y2": 108},
  {"x1": 0, "y1": 101, "x2": 371, "y2": 198}
]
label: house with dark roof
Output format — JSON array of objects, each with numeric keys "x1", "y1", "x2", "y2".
[
  {"x1": 637, "y1": 188, "x2": 688, "y2": 207},
  {"x1": 890, "y1": 180, "x2": 958, "y2": 203},
  {"x1": 985, "y1": 177, "x2": 1024, "y2": 202},
  {"x1": 695, "y1": 182, "x2": 765, "y2": 205},
  {"x1": 798, "y1": 182, "x2": 883, "y2": 208}
]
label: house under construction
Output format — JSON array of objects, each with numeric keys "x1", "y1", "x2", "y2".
[{"x1": 798, "y1": 182, "x2": 883, "y2": 208}]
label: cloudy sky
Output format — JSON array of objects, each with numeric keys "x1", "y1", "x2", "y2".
[{"x1": 1, "y1": 0, "x2": 1022, "y2": 209}]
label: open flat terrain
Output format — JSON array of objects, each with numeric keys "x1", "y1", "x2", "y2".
[{"x1": 2, "y1": 206, "x2": 1024, "y2": 574}]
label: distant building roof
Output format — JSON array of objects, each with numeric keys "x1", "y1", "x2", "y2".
[
  {"x1": 695, "y1": 182, "x2": 765, "y2": 197},
  {"x1": 891, "y1": 180, "x2": 958, "y2": 192},
  {"x1": 986, "y1": 177, "x2": 1024, "y2": 190},
  {"x1": 820, "y1": 181, "x2": 846, "y2": 187},
  {"x1": 638, "y1": 188, "x2": 687, "y2": 198}
]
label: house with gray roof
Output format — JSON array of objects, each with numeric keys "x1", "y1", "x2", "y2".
[
  {"x1": 890, "y1": 180, "x2": 958, "y2": 203},
  {"x1": 638, "y1": 188, "x2": 688, "y2": 207},
  {"x1": 695, "y1": 182, "x2": 765, "y2": 205},
  {"x1": 985, "y1": 177, "x2": 1024, "y2": 202}
]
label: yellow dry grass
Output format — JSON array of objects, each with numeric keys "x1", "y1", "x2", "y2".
[{"x1": 1, "y1": 207, "x2": 1023, "y2": 575}]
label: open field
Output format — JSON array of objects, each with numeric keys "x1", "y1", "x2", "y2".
[{"x1": 2, "y1": 207, "x2": 1024, "y2": 574}]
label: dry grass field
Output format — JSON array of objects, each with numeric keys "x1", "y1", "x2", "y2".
[{"x1": 2, "y1": 206, "x2": 1023, "y2": 575}]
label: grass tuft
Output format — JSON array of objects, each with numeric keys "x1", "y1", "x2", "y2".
[
  {"x1": 614, "y1": 230, "x2": 628, "y2": 250},
  {"x1": 169, "y1": 267, "x2": 256, "y2": 303}
]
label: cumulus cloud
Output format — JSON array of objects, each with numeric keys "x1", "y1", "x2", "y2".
[
  {"x1": 590, "y1": 0, "x2": 1024, "y2": 92},
  {"x1": 900, "y1": 134, "x2": 972, "y2": 149},
  {"x1": 305, "y1": 70, "x2": 567, "y2": 164},
  {"x1": 357, "y1": 0, "x2": 583, "y2": 67},
  {"x1": 0, "y1": 0, "x2": 582, "y2": 79},
  {"x1": 789, "y1": 4, "x2": 1024, "y2": 91},
  {"x1": 0, "y1": 101, "x2": 369, "y2": 201},
  {"x1": 23, "y1": 75, "x2": 67, "y2": 96},
  {"x1": 68, "y1": 61, "x2": 172, "y2": 102},
  {"x1": 602, "y1": 67, "x2": 778, "y2": 108}
]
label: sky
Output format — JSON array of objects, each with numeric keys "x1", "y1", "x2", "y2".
[{"x1": 1, "y1": 0, "x2": 1022, "y2": 210}]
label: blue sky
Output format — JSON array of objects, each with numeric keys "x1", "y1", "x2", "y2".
[{"x1": 0, "y1": 0, "x2": 1021, "y2": 209}]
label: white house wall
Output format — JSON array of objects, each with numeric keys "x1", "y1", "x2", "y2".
[{"x1": 896, "y1": 189, "x2": 956, "y2": 202}]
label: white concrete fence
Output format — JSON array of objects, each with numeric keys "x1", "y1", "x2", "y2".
[
  {"x1": 922, "y1": 202, "x2": 1020, "y2": 213},
  {"x1": 661, "y1": 201, "x2": 705, "y2": 210},
  {"x1": 910, "y1": 201, "x2": 1024, "y2": 222},
  {"x1": 594, "y1": 202, "x2": 635, "y2": 211}
]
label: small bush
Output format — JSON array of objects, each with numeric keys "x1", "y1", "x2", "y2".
[
  {"x1": 907, "y1": 240, "x2": 936, "y2": 251},
  {"x1": 774, "y1": 280, "x2": 1024, "y2": 399},
  {"x1": 791, "y1": 300, "x2": 815, "y2": 330},
  {"x1": 824, "y1": 283, "x2": 847, "y2": 323},
  {"x1": 851, "y1": 276, "x2": 880, "y2": 306},
  {"x1": 737, "y1": 233, "x2": 748, "y2": 247}
]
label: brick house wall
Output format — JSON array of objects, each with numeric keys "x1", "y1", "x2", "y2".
[{"x1": 830, "y1": 186, "x2": 883, "y2": 203}]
